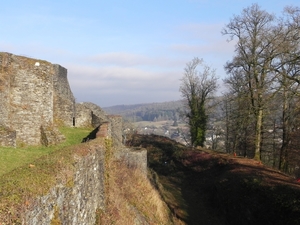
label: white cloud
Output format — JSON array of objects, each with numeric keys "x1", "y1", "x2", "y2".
[
  {"x1": 85, "y1": 52, "x2": 187, "y2": 69},
  {"x1": 66, "y1": 61, "x2": 182, "y2": 107},
  {"x1": 87, "y1": 52, "x2": 149, "y2": 66}
]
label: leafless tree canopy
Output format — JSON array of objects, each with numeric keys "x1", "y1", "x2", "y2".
[{"x1": 222, "y1": 3, "x2": 300, "y2": 170}]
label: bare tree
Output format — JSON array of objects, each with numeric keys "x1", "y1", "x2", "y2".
[
  {"x1": 222, "y1": 4, "x2": 278, "y2": 160},
  {"x1": 223, "y1": 69, "x2": 256, "y2": 157},
  {"x1": 223, "y1": 4, "x2": 300, "y2": 167},
  {"x1": 179, "y1": 57, "x2": 218, "y2": 147}
]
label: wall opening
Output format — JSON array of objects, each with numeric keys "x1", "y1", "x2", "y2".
[{"x1": 73, "y1": 117, "x2": 75, "y2": 127}]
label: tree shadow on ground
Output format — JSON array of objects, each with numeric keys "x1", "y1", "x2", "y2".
[{"x1": 128, "y1": 134, "x2": 300, "y2": 225}]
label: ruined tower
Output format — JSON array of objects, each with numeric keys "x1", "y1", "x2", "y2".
[{"x1": 0, "y1": 52, "x2": 75, "y2": 146}]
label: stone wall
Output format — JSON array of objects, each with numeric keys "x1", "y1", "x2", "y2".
[
  {"x1": 75, "y1": 103, "x2": 92, "y2": 128},
  {"x1": 21, "y1": 140, "x2": 148, "y2": 224},
  {"x1": 115, "y1": 147, "x2": 148, "y2": 176},
  {"x1": 82, "y1": 102, "x2": 107, "y2": 127},
  {"x1": 81, "y1": 115, "x2": 121, "y2": 145},
  {"x1": 0, "y1": 52, "x2": 75, "y2": 146},
  {"x1": 107, "y1": 115, "x2": 123, "y2": 144},
  {"x1": 82, "y1": 117, "x2": 148, "y2": 176},
  {"x1": 76, "y1": 103, "x2": 123, "y2": 144},
  {"x1": 0, "y1": 53, "x2": 11, "y2": 126},
  {"x1": 0, "y1": 53, "x2": 54, "y2": 145},
  {"x1": 23, "y1": 143, "x2": 105, "y2": 224},
  {"x1": 0, "y1": 125, "x2": 16, "y2": 147},
  {"x1": 0, "y1": 52, "x2": 151, "y2": 224},
  {"x1": 97, "y1": 122, "x2": 111, "y2": 139},
  {"x1": 53, "y1": 65, "x2": 76, "y2": 127},
  {"x1": 0, "y1": 52, "x2": 124, "y2": 147}
]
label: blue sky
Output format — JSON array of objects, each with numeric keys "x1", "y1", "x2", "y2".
[{"x1": 1, "y1": 0, "x2": 299, "y2": 107}]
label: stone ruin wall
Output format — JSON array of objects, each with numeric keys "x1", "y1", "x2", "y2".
[
  {"x1": 21, "y1": 114, "x2": 148, "y2": 224},
  {"x1": 76, "y1": 102, "x2": 108, "y2": 128},
  {"x1": 53, "y1": 65, "x2": 76, "y2": 127},
  {"x1": 75, "y1": 102, "x2": 124, "y2": 143},
  {"x1": 86, "y1": 117, "x2": 147, "y2": 174},
  {"x1": 0, "y1": 52, "x2": 75, "y2": 146},
  {"x1": 23, "y1": 143, "x2": 106, "y2": 225},
  {"x1": 0, "y1": 127, "x2": 16, "y2": 147},
  {"x1": 0, "y1": 53, "x2": 150, "y2": 224},
  {"x1": 0, "y1": 52, "x2": 129, "y2": 148},
  {"x1": 75, "y1": 103, "x2": 92, "y2": 128},
  {"x1": 21, "y1": 138, "x2": 147, "y2": 225},
  {"x1": 0, "y1": 53, "x2": 11, "y2": 125},
  {"x1": 107, "y1": 115, "x2": 123, "y2": 144},
  {"x1": 0, "y1": 53, "x2": 54, "y2": 145}
]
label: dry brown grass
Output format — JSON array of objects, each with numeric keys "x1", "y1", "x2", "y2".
[{"x1": 96, "y1": 143, "x2": 180, "y2": 225}]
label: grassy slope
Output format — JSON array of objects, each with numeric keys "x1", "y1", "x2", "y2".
[
  {"x1": 129, "y1": 134, "x2": 300, "y2": 225},
  {"x1": 0, "y1": 127, "x2": 91, "y2": 176},
  {"x1": 0, "y1": 127, "x2": 91, "y2": 224}
]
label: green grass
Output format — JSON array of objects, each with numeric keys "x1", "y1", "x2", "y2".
[
  {"x1": 0, "y1": 127, "x2": 91, "y2": 176},
  {"x1": 0, "y1": 126, "x2": 93, "y2": 224}
]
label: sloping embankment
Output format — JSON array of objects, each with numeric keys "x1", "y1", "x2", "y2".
[{"x1": 129, "y1": 134, "x2": 300, "y2": 225}]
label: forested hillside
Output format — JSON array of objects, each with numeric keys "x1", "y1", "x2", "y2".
[{"x1": 103, "y1": 100, "x2": 184, "y2": 122}]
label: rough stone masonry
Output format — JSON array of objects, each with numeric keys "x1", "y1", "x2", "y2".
[
  {"x1": 0, "y1": 52, "x2": 125, "y2": 147},
  {"x1": 0, "y1": 52, "x2": 75, "y2": 146},
  {"x1": 0, "y1": 52, "x2": 149, "y2": 225}
]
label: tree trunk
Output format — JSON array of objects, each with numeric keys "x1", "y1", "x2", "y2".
[
  {"x1": 279, "y1": 85, "x2": 290, "y2": 172},
  {"x1": 254, "y1": 108, "x2": 263, "y2": 160},
  {"x1": 279, "y1": 101, "x2": 285, "y2": 170}
]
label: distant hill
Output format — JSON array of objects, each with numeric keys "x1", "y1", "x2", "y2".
[{"x1": 103, "y1": 100, "x2": 185, "y2": 122}]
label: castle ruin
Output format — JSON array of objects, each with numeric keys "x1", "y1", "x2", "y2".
[
  {"x1": 0, "y1": 53, "x2": 150, "y2": 225},
  {"x1": 0, "y1": 52, "x2": 121, "y2": 147}
]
